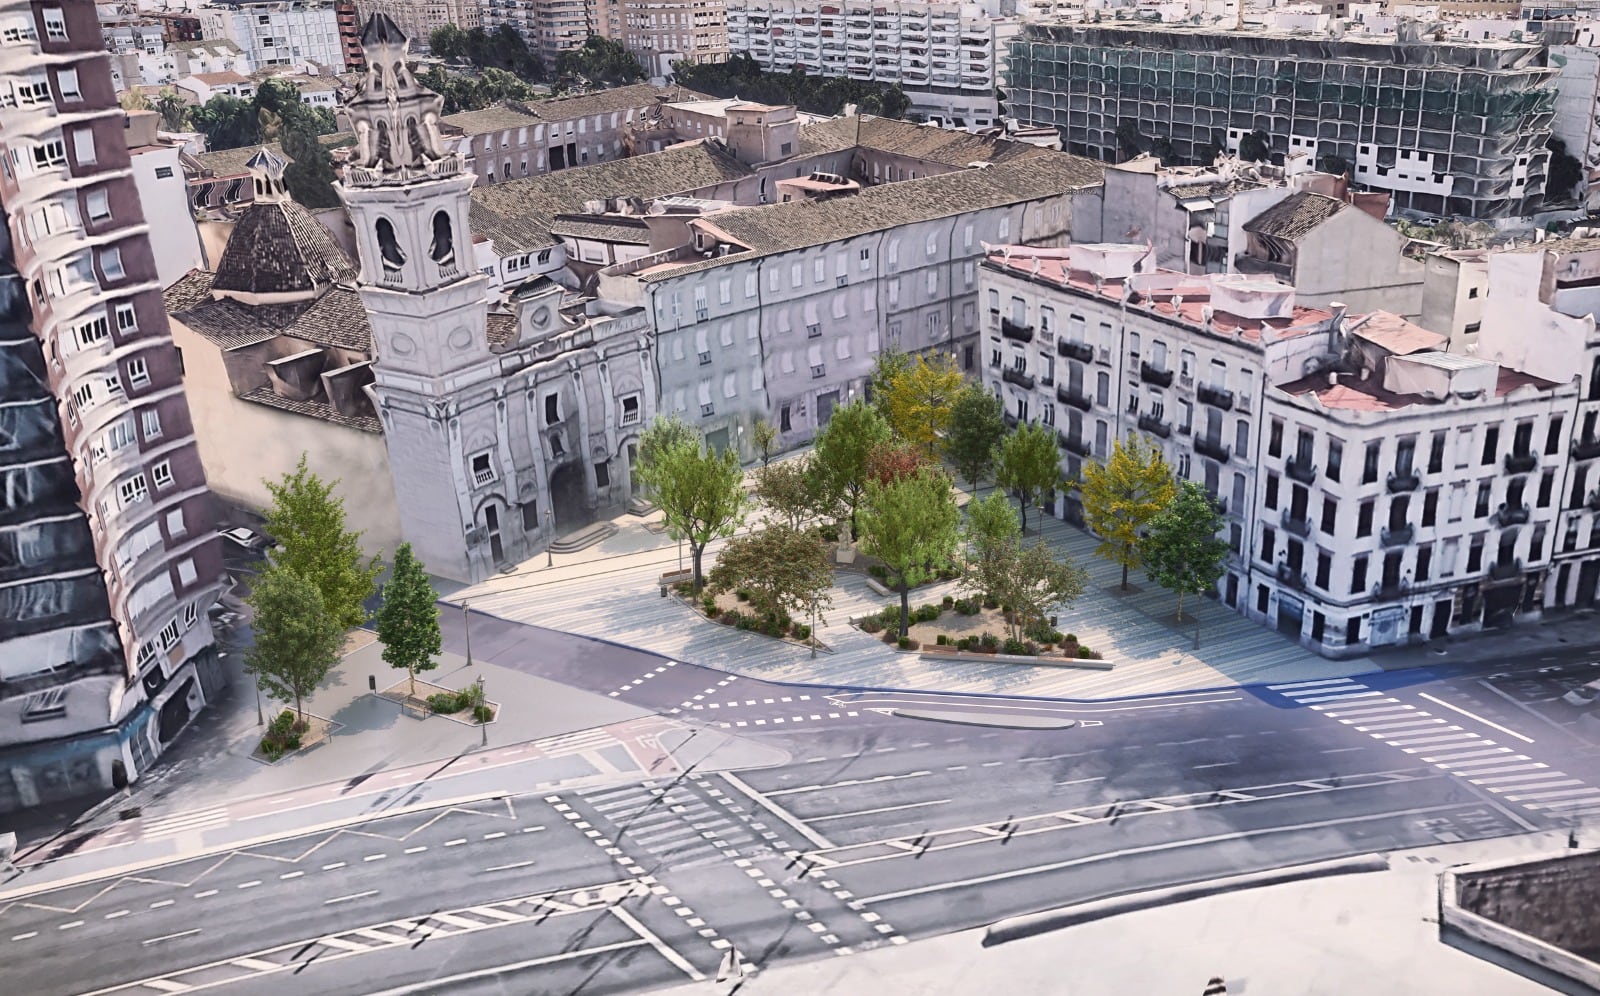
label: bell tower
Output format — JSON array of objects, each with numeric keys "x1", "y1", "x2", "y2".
[{"x1": 336, "y1": 14, "x2": 497, "y2": 581}]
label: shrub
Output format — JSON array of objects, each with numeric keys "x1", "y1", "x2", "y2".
[
  {"x1": 982, "y1": 596, "x2": 1000, "y2": 610},
  {"x1": 820, "y1": 524, "x2": 840, "y2": 543},
  {"x1": 735, "y1": 588, "x2": 752, "y2": 602},
  {"x1": 897, "y1": 637, "x2": 919, "y2": 651},
  {"x1": 937, "y1": 565, "x2": 960, "y2": 581},
  {"x1": 673, "y1": 581, "x2": 693, "y2": 595},
  {"x1": 882, "y1": 630, "x2": 898, "y2": 644},
  {"x1": 953, "y1": 597, "x2": 981, "y2": 616},
  {"x1": 914, "y1": 604, "x2": 941, "y2": 623},
  {"x1": 1002, "y1": 637, "x2": 1027, "y2": 655},
  {"x1": 877, "y1": 605, "x2": 903, "y2": 626},
  {"x1": 718, "y1": 611, "x2": 739, "y2": 625},
  {"x1": 1066, "y1": 633, "x2": 1078, "y2": 643},
  {"x1": 979, "y1": 631, "x2": 999, "y2": 649},
  {"x1": 1078, "y1": 646, "x2": 1100, "y2": 659},
  {"x1": 260, "y1": 709, "x2": 305, "y2": 758},
  {"x1": 735, "y1": 615, "x2": 754, "y2": 631},
  {"x1": 868, "y1": 564, "x2": 888, "y2": 581},
  {"x1": 955, "y1": 636, "x2": 972, "y2": 651},
  {"x1": 472, "y1": 704, "x2": 494, "y2": 724},
  {"x1": 791, "y1": 623, "x2": 811, "y2": 640},
  {"x1": 942, "y1": 595, "x2": 955, "y2": 608},
  {"x1": 702, "y1": 596, "x2": 718, "y2": 615},
  {"x1": 859, "y1": 615, "x2": 884, "y2": 633},
  {"x1": 1023, "y1": 641, "x2": 1039, "y2": 656},
  {"x1": 762, "y1": 618, "x2": 784, "y2": 637},
  {"x1": 936, "y1": 633, "x2": 948, "y2": 645},
  {"x1": 427, "y1": 692, "x2": 461, "y2": 713}
]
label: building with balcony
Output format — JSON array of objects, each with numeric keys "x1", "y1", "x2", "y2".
[
  {"x1": 358, "y1": 0, "x2": 482, "y2": 55},
  {"x1": 1006, "y1": 22, "x2": 1559, "y2": 219},
  {"x1": 195, "y1": 0, "x2": 347, "y2": 71},
  {"x1": 607, "y1": 0, "x2": 729, "y2": 77},
  {"x1": 0, "y1": 0, "x2": 226, "y2": 812}
]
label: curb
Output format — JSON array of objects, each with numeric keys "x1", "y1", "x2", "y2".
[{"x1": 982, "y1": 853, "x2": 1391, "y2": 946}]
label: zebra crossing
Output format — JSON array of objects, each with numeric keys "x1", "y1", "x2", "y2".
[
  {"x1": 1268, "y1": 677, "x2": 1600, "y2": 823},
  {"x1": 532, "y1": 727, "x2": 626, "y2": 758},
  {"x1": 577, "y1": 781, "x2": 790, "y2": 869}
]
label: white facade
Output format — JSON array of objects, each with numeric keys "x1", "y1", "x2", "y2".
[
  {"x1": 197, "y1": 1, "x2": 345, "y2": 69},
  {"x1": 127, "y1": 127, "x2": 204, "y2": 287}
]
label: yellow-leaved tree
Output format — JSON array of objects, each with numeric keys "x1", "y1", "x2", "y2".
[
  {"x1": 1078, "y1": 435, "x2": 1177, "y2": 591},
  {"x1": 879, "y1": 353, "x2": 965, "y2": 458}
]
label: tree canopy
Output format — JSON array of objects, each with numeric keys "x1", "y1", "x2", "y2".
[
  {"x1": 375, "y1": 543, "x2": 442, "y2": 696},
  {"x1": 262, "y1": 454, "x2": 382, "y2": 630},
  {"x1": 1141, "y1": 480, "x2": 1229, "y2": 624},
  {"x1": 960, "y1": 491, "x2": 1021, "y2": 606},
  {"x1": 858, "y1": 466, "x2": 960, "y2": 637},
  {"x1": 429, "y1": 24, "x2": 544, "y2": 82},
  {"x1": 555, "y1": 35, "x2": 645, "y2": 88},
  {"x1": 754, "y1": 457, "x2": 830, "y2": 531},
  {"x1": 878, "y1": 353, "x2": 964, "y2": 458},
  {"x1": 637, "y1": 416, "x2": 747, "y2": 590},
  {"x1": 280, "y1": 119, "x2": 340, "y2": 208},
  {"x1": 190, "y1": 79, "x2": 338, "y2": 153},
  {"x1": 416, "y1": 64, "x2": 539, "y2": 115},
  {"x1": 673, "y1": 53, "x2": 910, "y2": 119},
  {"x1": 995, "y1": 422, "x2": 1062, "y2": 535},
  {"x1": 707, "y1": 524, "x2": 833, "y2": 629},
  {"x1": 811, "y1": 401, "x2": 892, "y2": 533},
  {"x1": 1079, "y1": 435, "x2": 1176, "y2": 590},
  {"x1": 944, "y1": 385, "x2": 1005, "y2": 491},
  {"x1": 245, "y1": 566, "x2": 343, "y2": 723}
]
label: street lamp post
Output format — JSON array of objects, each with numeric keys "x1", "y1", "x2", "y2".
[
  {"x1": 462, "y1": 600, "x2": 473, "y2": 671},
  {"x1": 810, "y1": 601, "x2": 817, "y2": 659},
  {"x1": 546, "y1": 508, "x2": 554, "y2": 567},
  {"x1": 478, "y1": 676, "x2": 488, "y2": 748}
]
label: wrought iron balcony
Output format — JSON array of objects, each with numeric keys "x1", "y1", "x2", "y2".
[
  {"x1": 1137, "y1": 413, "x2": 1171, "y2": 438},
  {"x1": 1372, "y1": 579, "x2": 1411, "y2": 602},
  {"x1": 1002, "y1": 367, "x2": 1036, "y2": 390},
  {"x1": 1588, "y1": 488, "x2": 1600, "y2": 512},
  {"x1": 1488, "y1": 558, "x2": 1522, "y2": 582},
  {"x1": 1492, "y1": 503, "x2": 1530, "y2": 527},
  {"x1": 1059, "y1": 431, "x2": 1090, "y2": 456},
  {"x1": 1503, "y1": 451, "x2": 1537, "y2": 475},
  {"x1": 1280, "y1": 509, "x2": 1311, "y2": 538},
  {"x1": 1056, "y1": 384, "x2": 1092, "y2": 411},
  {"x1": 1058, "y1": 339, "x2": 1094, "y2": 363},
  {"x1": 1285, "y1": 457, "x2": 1317, "y2": 484},
  {"x1": 1275, "y1": 562, "x2": 1306, "y2": 591},
  {"x1": 1194, "y1": 436, "x2": 1231, "y2": 462},
  {"x1": 1000, "y1": 317, "x2": 1034, "y2": 343},
  {"x1": 1386, "y1": 470, "x2": 1420, "y2": 494},
  {"x1": 1572, "y1": 436, "x2": 1600, "y2": 461},
  {"x1": 1380, "y1": 524, "x2": 1415, "y2": 547},
  {"x1": 1139, "y1": 361, "x2": 1174, "y2": 388},
  {"x1": 1196, "y1": 383, "x2": 1234, "y2": 410}
]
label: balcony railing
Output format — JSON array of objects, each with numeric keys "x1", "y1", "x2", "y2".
[
  {"x1": 1285, "y1": 457, "x2": 1316, "y2": 484},
  {"x1": 1503, "y1": 451, "x2": 1537, "y2": 475},
  {"x1": 1573, "y1": 436, "x2": 1600, "y2": 461},
  {"x1": 1194, "y1": 436, "x2": 1231, "y2": 463},
  {"x1": 1492, "y1": 504, "x2": 1530, "y2": 527},
  {"x1": 1386, "y1": 471, "x2": 1420, "y2": 494},
  {"x1": 1059, "y1": 431, "x2": 1090, "y2": 456},
  {"x1": 1137, "y1": 413, "x2": 1171, "y2": 438},
  {"x1": 1280, "y1": 509, "x2": 1311, "y2": 538},
  {"x1": 1139, "y1": 361, "x2": 1174, "y2": 388},
  {"x1": 1000, "y1": 317, "x2": 1034, "y2": 343},
  {"x1": 1488, "y1": 558, "x2": 1522, "y2": 582},
  {"x1": 1002, "y1": 367, "x2": 1035, "y2": 390},
  {"x1": 1373, "y1": 579, "x2": 1411, "y2": 601},
  {"x1": 1056, "y1": 384, "x2": 1092, "y2": 411},
  {"x1": 1380, "y1": 524, "x2": 1415, "y2": 547},
  {"x1": 1588, "y1": 488, "x2": 1600, "y2": 512},
  {"x1": 1275, "y1": 562, "x2": 1306, "y2": 591},
  {"x1": 1196, "y1": 383, "x2": 1234, "y2": 410},
  {"x1": 1058, "y1": 339, "x2": 1094, "y2": 363}
]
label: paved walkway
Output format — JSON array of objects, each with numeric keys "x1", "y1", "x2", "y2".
[{"x1": 457, "y1": 492, "x2": 1376, "y2": 699}]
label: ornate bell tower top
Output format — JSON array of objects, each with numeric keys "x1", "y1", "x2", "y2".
[{"x1": 343, "y1": 14, "x2": 453, "y2": 183}]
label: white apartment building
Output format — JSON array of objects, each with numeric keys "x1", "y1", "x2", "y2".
[
  {"x1": 480, "y1": 0, "x2": 589, "y2": 65},
  {"x1": 981, "y1": 242, "x2": 1584, "y2": 658},
  {"x1": 107, "y1": 40, "x2": 253, "y2": 91},
  {"x1": 603, "y1": 0, "x2": 729, "y2": 77},
  {"x1": 197, "y1": 1, "x2": 346, "y2": 69},
  {"x1": 725, "y1": 0, "x2": 1018, "y2": 129},
  {"x1": 125, "y1": 111, "x2": 204, "y2": 287}
]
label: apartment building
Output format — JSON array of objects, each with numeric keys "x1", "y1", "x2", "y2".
[
  {"x1": 197, "y1": 0, "x2": 347, "y2": 70},
  {"x1": 0, "y1": 0, "x2": 226, "y2": 811},
  {"x1": 480, "y1": 0, "x2": 589, "y2": 65},
  {"x1": 981, "y1": 242, "x2": 1586, "y2": 658},
  {"x1": 726, "y1": 0, "x2": 1018, "y2": 129},
  {"x1": 358, "y1": 0, "x2": 482, "y2": 50},
  {"x1": 1006, "y1": 22, "x2": 1559, "y2": 219},
  {"x1": 603, "y1": 0, "x2": 728, "y2": 77}
]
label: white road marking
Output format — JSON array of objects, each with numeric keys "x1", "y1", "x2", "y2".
[
  {"x1": 808, "y1": 799, "x2": 952, "y2": 822},
  {"x1": 1417, "y1": 692, "x2": 1535, "y2": 744},
  {"x1": 141, "y1": 928, "x2": 200, "y2": 945},
  {"x1": 149, "y1": 899, "x2": 175, "y2": 909},
  {"x1": 322, "y1": 862, "x2": 345, "y2": 870},
  {"x1": 404, "y1": 846, "x2": 427, "y2": 854},
  {"x1": 193, "y1": 891, "x2": 217, "y2": 899},
  {"x1": 610, "y1": 906, "x2": 705, "y2": 982},
  {"x1": 484, "y1": 861, "x2": 536, "y2": 872},
  {"x1": 719, "y1": 772, "x2": 835, "y2": 850},
  {"x1": 105, "y1": 910, "x2": 131, "y2": 919},
  {"x1": 279, "y1": 872, "x2": 303, "y2": 880},
  {"x1": 237, "y1": 881, "x2": 261, "y2": 890},
  {"x1": 11, "y1": 932, "x2": 37, "y2": 940},
  {"x1": 324, "y1": 890, "x2": 379, "y2": 905}
]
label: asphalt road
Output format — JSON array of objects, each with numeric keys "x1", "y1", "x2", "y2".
[{"x1": 6, "y1": 612, "x2": 1600, "y2": 995}]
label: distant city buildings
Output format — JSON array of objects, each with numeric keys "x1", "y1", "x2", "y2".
[{"x1": 196, "y1": 0, "x2": 353, "y2": 70}]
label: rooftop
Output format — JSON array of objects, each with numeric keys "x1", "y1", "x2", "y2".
[
  {"x1": 1347, "y1": 311, "x2": 1447, "y2": 356},
  {"x1": 166, "y1": 271, "x2": 372, "y2": 354},
  {"x1": 441, "y1": 83, "x2": 704, "y2": 135},
  {"x1": 1243, "y1": 191, "x2": 1347, "y2": 241},
  {"x1": 185, "y1": 71, "x2": 252, "y2": 86},
  {"x1": 1277, "y1": 365, "x2": 1556, "y2": 412},
  {"x1": 549, "y1": 215, "x2": 653, "y2": 245},
  {"x1": 240, "y1": 384, "x2": 381, "y2": 433},
  {"x1": 211, "y1": 196, "x2": 356, "y2": 298}
]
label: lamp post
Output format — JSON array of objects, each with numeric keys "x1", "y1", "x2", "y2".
[
  {"x1": 478, "y1": 675, "x2": 488, "y2": 748},
  {"x1": 462, "y1": 600, "x2": 473, "y2": 671},
  {"x1": 810, "y1": 601, "x2": 817, "y2": 659},
  {"x1": 545, "y1": 507, "x2": 554, "y2": 568}
]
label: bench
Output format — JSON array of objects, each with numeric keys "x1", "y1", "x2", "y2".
[
  {"x1": 660, "y1": 569, "x2": 693, "y2": 596},
  {"x1": 400, "y1": 695, "x2": 431, "y2": 720}
]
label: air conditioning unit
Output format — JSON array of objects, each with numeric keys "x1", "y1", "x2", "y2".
[{"x1": 1096, "y1": 346, "x2": 1111, "y2": 364}]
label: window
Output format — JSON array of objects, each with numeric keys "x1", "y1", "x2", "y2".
[
  {"x1": 126, "y1": 357, "x2": 149, "y2": 388},
  {"x1": 72, "y1": 127, "x2": 95, "y2": 166},
  {"x1": 1315, "y1": 552, "x2": 1331, "y2": 590},
  {"x1": 141, "y1": 408, "x2": 161, "y2": 440},
  {"x1": 1474, "y1": 481, "x2": 1491, "y2": 518},
  {"x1": 1466, "y1": 538, "x2": 1484, "y2": 573},
  {"x1": 42, "y1": 7, "x2": 67, "y2": 39},
  {"x1": 1538, "y1": 469, "x2": 1554, "y2": 508},
  {"x1": 780, "y1": 405, "x2": 791, "y2": 432},
  {"x1": 470, "y1": 452, "x2": 495, "y2": 486},
  {"x1": 151, "y1": 460, "x2": 173, "y2": 489},
  {"x1": 177, "y1": 558, "x2": 197, "y2": 586},
  {"x1": 76, "y1": 315, "x2": 109, "y2": 348},
  {"x1": 594, "y1": 461, "x2": 610, "y2": 488},
  {"x1": 620, "y1": 394, "x2": 641, "y2": 425},
  {"x1": 1356, "y1": 500, "x2": 1373, "y2": 537},
  {"x1": 1326, "y1": 439, "x2": 1342, "y2": 481},
  {"x1": 1361, "y1": 442, "x2": 1380, "y2": 484},
  {"x1": 1268, "y1": 419, "x2": 1283, "y2": 458},
  {"x1": 159, "y1": 619, "x2": 180, "y2": 650},
  {"x1": 99, "y1": 246, "x2": 124, "y2": 281},
  {"x1": 55, "y1": 67, "x2": 80, "y2": 101},
  {"x1": 1260, "y1": 525, "x2": 1275, "y2": 565},
  {"x1": 183, "y1": 602, "x2": 198, "y2": 630},
  {"x1": 1428, "y1": 432, "x2": 1446, "y2": 473},
  {"x1": 1264, "y1": 474, "x2": 1279, "y2": 510},
  {"x1": 1351, "y1": 555, "x2": 1368, "y2": 594},
  {"x1": 166, "y1": 507, "x2": 185, "y2": 537},
  {"x1": 118, "y1": 473, "x2": 148, "y2": 508},
  {"x1": 1482, "y1": 425, "x2": 1499, "y2": 465},
  {"x1": 85, "y1": 188, "x2": 109, "y2": 222},
  {"x1": 544, "y1": 393, "x2": 561, "y2": 425},
  {"x1": 1422, "y1": 490, "x2": 1438, "y2": 527},
  {"x1": 1320, "y1": 497, "x2": 1337, "y2": 534},
  {"x1": 1416, "y1": 544, "x2": 1432, "y2": 582}
]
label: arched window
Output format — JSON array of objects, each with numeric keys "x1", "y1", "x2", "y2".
[
  {"x1": 406, "y1": 116, "x2": 426, "y2": 164},
  {"x1": 375, "y1": 119, "x2": 392, "y2": 165},
  {"x1": 429, "y1": 211, "x2": 454, "y2": 266},
  {"x1": 376, "y1": 218, "x2": 405, "y2": 272}
]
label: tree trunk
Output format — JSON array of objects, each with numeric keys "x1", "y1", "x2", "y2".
[
  {"x1": 1175, "y1": 589, "x2": 1185, "y2": 623},
  {"x1": 898, "y1": 580, "x2": 910, "y2": 638},
  {"x1": 294, "y1": 691, "x2": 304, "y2": 727},
  {"x1": 408, "y1": 666, "x2": 415, "y2": 697},
  {"x1": 1121, "y1": 558, "x2": 1130, "y2": 591},
  {"x1": 691, "y1": 541, "x2": 706, "y2": 592}
]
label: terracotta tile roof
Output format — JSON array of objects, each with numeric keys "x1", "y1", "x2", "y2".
[
  {"x1": 211, "y1": 198, "x2": 356, "y2": 297},
  {"x1": 549, "y1": 215, "x2": 653, "y2": 245},
  {"x1": 239, "y1": 384, "x2": 381, "y2": 433},
  {"x1": 190, "y1": 143, "x2": 290, "y2": 177},
  {"x1": 470, "y1": 142, "x2": 753, "y2": 254},
  {"x1": 1347, "y1": 311, "x2": 1448, "y2": 355},
  {"x1": 188, "y1": 71, "x2": 252, "y2": 86},
  {"x1": 1243, "y1": 191, "x2": 1346, "y2": 240},
  {"x1": 441, "y1": 84, "x2": 709, "y2": 135},
  {"x1": 486, "y1": 312, "x2": 518, "y2": 348},
  {"x1": 172, "y1": 283, "x2": 371, "y2": 353},
  {"x1": 163, "y1": 269, "x2": 216, "y2": 313},
  {"x1": 1165, "y1": 177, "x2": 1265, "y2": 202},
  {"x1": 852, "y1": 116, "x2": 1057, "y2": 167}
]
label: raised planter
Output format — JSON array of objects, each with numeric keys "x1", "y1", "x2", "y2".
[
  {"x1": 378, "y1": 678, "x2": 500, "y2": 727},
  {"x1": 919, "y1": 646, "x2": 1114, "y2": 670},
  {"x1": 659, "y1": 568, "x2": 693, "y2": 595},
  {"x1": 251, "y1": 712, "x2": 342, "y2": 764}
]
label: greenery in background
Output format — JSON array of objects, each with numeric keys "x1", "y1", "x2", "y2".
[
  {"x1": 636, "y1": 416, "x2": 747, "y2": 591},
  {"x1": 867, "y1": 349, "x2": 913, "y2": 422},
  {"x1": 246, "y1": 566, "x2": 343, "y2": 726},
  {"x1": 992, "y1": 542, "x2": 1089, "y2": 645},
  {"x1": 673, "y1": 53, "x2": 910, "y2": 119},
  {"x1": 416, "y1": 65, "x2": 539, "y2": 115},
  {"x1": 1078, "y1": 435, "x2": 1176, "y2": 591},
  {"x1": 865, "y1": 441, "x2": 922, "y2": 487},
  {"x1": 858, "y1": 466, "x2": 961, "y2": 638},
  {"x1": 959, "y1": 491, "x2": 1022, "y2": 608},
  {"x1": 279, "y1": 122, "x2": 341, "y2": 207},
  {"x1": 995, "y1": 421, "x2": 1062, "y2": 536},
  {"x1": 1547, "y1": 137, "x2": 1583, "y2": 203},
  {"x1": 428, "y1": 24, "x2": 544, "y2": 82},
  {"x1": 188, "y1": 79, "x2": 343, "y2": 205},
  {"x1": 555, "y1": 36, "x2": 646, "y2": 88},
  {"x1": 707, "y1": 524, "x2": 833, "y2": 633},
  {"x1": 811, "y1": 401, "x2": 892, "y2": 535},
  {"x1": 262, "y1": 454, "x2": 382, "y2": 630},
  {"x1": 1238, "y1": 129, "x2": 1272, "y2": 164},
  {"x1": 752, "y1": 418, "x2": 779, "y2": 469},
  {"x1": 879, "y1": 353, "x2": 964, "y2": 459},
  {"x1": 1141, "y1": 480, "x2": 1229, "y2": 626},
  {"x1": 375, "y1": 543, "x2": 442, "y2": 697},
  {"x1": 754, "y1": 457, "x2": 832, "y2": 531},
  {"x1": 944, "y1": 385, "x2": 1005, "y2": 491}
]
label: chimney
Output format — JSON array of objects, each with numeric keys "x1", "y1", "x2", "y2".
[
  {"x1": 1201, "y1": 304, "x2": 1214, "y2": 330},
  {"x1": 1326, "y1": 370, "x2": 1337, "y2": 388},
  {"x1": 1328, "y1": 300, "x2": 1348, "y2": 331}
]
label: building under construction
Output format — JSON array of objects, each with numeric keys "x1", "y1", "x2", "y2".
[{"x1": 1005, "y1": 23, "x2": 1559, "y2": 219}]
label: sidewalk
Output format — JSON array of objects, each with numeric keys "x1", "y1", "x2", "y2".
[{"x1": 663, "y1": 832, "x2": 1585, "y2": 996}]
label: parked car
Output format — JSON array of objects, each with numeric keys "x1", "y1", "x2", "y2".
[
  {"x1": 1562, "y1": 679, "x2": 1600, "y2": 707},
  {"x1": 221, "y1": 526, "x2": 269, "y2": 554}
]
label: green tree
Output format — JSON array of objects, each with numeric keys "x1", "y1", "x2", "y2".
[
  {"x1": 812, "y1": 401, "x2": 891, "y2": 534},
  {"x1": 959, "y1": 490, "x2": 1021, "y2": 605},
  {"x1": 245, "y1": 565, "x2": 343, "y2": 724},
  {"x1": 280, "y1": 119, "x2": 340, "y2": 208},
  {"x1": 1079, "y1": 435, "x2": 1177, "y2": 591},
  {"x1": 880, "y1": 354, "x2": 964, "y2": 458},
  {"x1": 153, "y1": 89, "x2": 190, "y2": 131},
  {"x1": 429, "y1": 23, "x2": 468, "y2": 58},
  {"x1": 555, "y1": 35, "x2": 645, "y2": 87},
  {"x1": 375, "y1": 542, "x2": 442, "y2": 697},
  {"x1": 996, "y1": 541, "x2": 1089, "y2": 643},
  {"x1": 755, "y1": 457, "x2": 828, "y2": 530},
  {"x1": 858, "y1": 466, "x2": 961, "y2": 637},
  {"x1": 672, "y1": 52, "x2": 912, "y2": 119},
  {"x1": 262, "y1": 454, "x2": 382, "y2": 630},
  {"x1": 707, "y1": 524, "x2": 833, "y2": 630},
  {"x1": 637, "y1": 416, "x2": 747, "y2": 590},
  {"x1": 1548, "y1": 137, "x2": 1583, "y2": 202},
  {"x1": 752, "y1": 418, "x2": 778, "y2": 469},
  {"x1": 1239, "y1": 129, "x2": 1271, "y2": 163},
  {"x1": 944, "y1": 385, "x2": 1005, "y2": 491},
  {"x1": 191, "y1": 93, "x2": 259, "y2": 150},
  {"x1": 995, "y1": 422, "x2": 1062, "y2": 536},
  {"x1": 1141, "y1": 480, "x2": 1229, "y2": 625},
  {"x1": 867, "y1": 348, "x2": 913, "y2": 421}
]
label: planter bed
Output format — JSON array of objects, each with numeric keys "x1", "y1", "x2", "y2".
[
  {"x1": 251, "y1": 711, "x2": 342, "y2": 764},
  {"x1": 378, "y1": 678, "x2": 500, "y2": 727},
  {"x1": 919, "y1": 645, "x2": 1114, "y2": 670},
  {"x1": 671, "y1": 588, "x2": 832, "y2": 654}
]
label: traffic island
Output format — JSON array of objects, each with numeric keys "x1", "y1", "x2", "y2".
[
  {"x1": 251, "y1": 710, "x2": 342, "y2": 764},
  {"x1": 377, "y1": 678, "x2": 501, "y2": 727}
]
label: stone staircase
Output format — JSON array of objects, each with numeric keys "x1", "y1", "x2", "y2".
[{"x1": 548, "y1": 522, "x2": 618, "y2": 554}]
